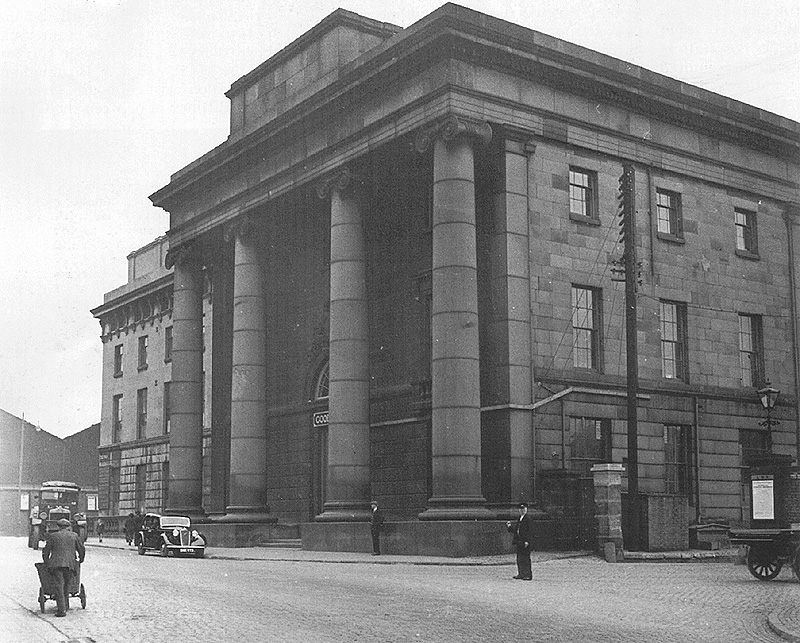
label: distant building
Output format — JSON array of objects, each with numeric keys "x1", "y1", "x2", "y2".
[
  {"x1": 91, "y1": 236, "x2": 212, "y2": 518},
  {"x1": 0, "y1": 410, "x2": 99, "y2": 536},
  {"x1": 125, "y1": 4, "x2": 798, "y2": 554}
]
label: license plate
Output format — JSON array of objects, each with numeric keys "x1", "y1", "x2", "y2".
[{"x1": 180, "y1": 548, "x2": 194, "y2": 553}]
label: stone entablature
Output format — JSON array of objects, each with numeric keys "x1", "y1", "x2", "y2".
[{"x1": 151, "y1": 4, "x2": 798, "y2": 242}]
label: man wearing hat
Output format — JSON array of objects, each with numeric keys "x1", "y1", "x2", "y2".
[
  {"x1": 370, "y1": 500, "x2": 384, "y2": 555},
  {"x1": 507, "y1": 503, "x2": 534, "y2": 580},
  {"x1": 42, "y1": 518, "x2": 85, "y2": 616}
]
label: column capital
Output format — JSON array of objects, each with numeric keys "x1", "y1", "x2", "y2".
[
  {"x1": 415, "y1": 113, "x2": 492, "y2": 153},
  {"x1": 315, "y1": 167, "x2": 363, "y2": 199},
  {"x1": 165, "y1": 241, "x2": 200, "y2": 269},
  {"x1": 223, "y1": 215, "x2": 256, "y2": 244}
]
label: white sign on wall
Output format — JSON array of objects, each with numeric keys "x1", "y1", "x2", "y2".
[
  {"x1": 751, "y1": 475, "x2": 775, "y2": 520},
  {"x1": 87, "y1": 495, "x2": 98, "y2": 511},
  {"x1": 20, "y1": 494, "x2": 29, "y2": 511}
]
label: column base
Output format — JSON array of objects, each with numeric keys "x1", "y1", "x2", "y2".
[
  {"x1": 315, "y1": 500, "x2": 372, "y2": 522},
  {"x1": 418, "y1": 496, "x2": 494, "y2": 521},
  {"x1": 217, "y1": 506, "x2": 276, "y2": 524}
]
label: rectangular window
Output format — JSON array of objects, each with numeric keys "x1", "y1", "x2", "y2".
[
  {"x1": 656, "y1": 189, "x2": 682, "y2": 238},
  {"x1": 739, "y1": 314, "x2": 764, "y2": 387},
  {"x1": 138, "y1": 335, "x2": 148, "y2": 370},
  {"x1": 735, "y1": 208, "x2": 758, "y2": 255},
  {"x1": 163, "y1": 381, "x2": 171, "y2": 434},
  {"x1": 572, "y1": 285, "x2": 602, "y2": 370},
  {"x1": 112, "y1": 394, "x2": 123, "y2": 443},
  {"x1": 664, "y1": 424, "x2": 692, "y2": 496},
  {"x1": 135, "y1": 463, "x2": 146, "y2": 513},
  {"x1": 113, "y1": 345, "x2": 123, "y2": 377},
  {"x1": 136, "y1": 388, "x2": 148, "y2": 440},
  {"x1": 569, "y1": 417, "x2": 612, "y2": 475},
  {"x1": 569, "y1": 167, "x2": 597, "y2": 220},
  {"x1": 164, "y1": 326, "x2": 173, "y2": 362},
  {"x1": 660, "y1": 300, "x2": 688, "y2": 381}
]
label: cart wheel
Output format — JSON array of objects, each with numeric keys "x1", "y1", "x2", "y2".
[
  {"x1": 79, "y1": 584, "x2": 86, "y2": 609},
  {"x1": 747, "y1": 546, "x2": 783, "y2": 581},
  {"x1": 160, "y1": 543, "x2": 168, "y2": 557},
  {"x1": 38, "y1": 587, "x2": 45, "y2": 613}
]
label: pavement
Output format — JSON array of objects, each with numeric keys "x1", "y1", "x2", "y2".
[{"x1": 83, "y1": 535, "x2": 800, "y2": 641}]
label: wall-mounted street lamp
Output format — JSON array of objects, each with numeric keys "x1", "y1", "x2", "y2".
[{"x1": 757, "y1": 382, "x2": 781, "y2": 429}]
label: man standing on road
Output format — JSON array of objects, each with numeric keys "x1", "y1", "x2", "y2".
[
  {"x1": 507, "y1": 503, "x2": 533, "y2": 580},
  {"x1": 370, "y1": 500, "x2": 384, "y2": 555},
  {"x1": 42, "y1": 518, "x2": 85, "y2": 617}
]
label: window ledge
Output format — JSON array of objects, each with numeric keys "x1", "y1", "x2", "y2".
[
  {"x1": 735, "y1": 248, "x2": 760, "y2": 261},
  {"x1": 113, "y1": 372, "x2": 123, "y2": 379},
  {"x1": 656, "y1": 231, "x2": 685, "y2": 244},
  {"x1": 137, "y1": 364, "x2": 148, "y2": 372},
  {"x1": 569, "y1": 212, "x2": 600, "y2": 226}
]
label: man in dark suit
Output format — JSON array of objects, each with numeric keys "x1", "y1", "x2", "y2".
[
  {"x1": 370, "y1": 501, "x2": 384, "y2": 555},
  {"x1": 507, "y1": 502, "x2": 534, "y2": 580},
  {"x1": 42, "y1": 518, "x2": 86, "y2": 616}
]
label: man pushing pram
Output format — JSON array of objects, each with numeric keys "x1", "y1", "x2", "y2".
[{"x1": 39, "y1": 518, "x2": 86, "y2": 617}]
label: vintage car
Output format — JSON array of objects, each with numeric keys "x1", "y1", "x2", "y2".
[{"x1": 135, "y1": 513, "x2": 206, "y2": 558}]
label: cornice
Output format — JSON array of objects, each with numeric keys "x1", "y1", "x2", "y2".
[
  {"x1": 90, "y1": 273, "x2": 173, "y2": 319},
  {"x1": 150, "y1": 3, "x2": 799, "y2": 213}
]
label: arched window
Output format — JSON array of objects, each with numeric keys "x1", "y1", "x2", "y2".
[{"x1": 314, "y1": 362, "x2": 329, "y2": 400}]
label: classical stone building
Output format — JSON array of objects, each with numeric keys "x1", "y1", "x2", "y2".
[
  {"x1": 91, "y1": 236, "x2": 212, "y2": 521},
  {"x1": 142, "y1": 4, "x2": 799, "y2": 554}
]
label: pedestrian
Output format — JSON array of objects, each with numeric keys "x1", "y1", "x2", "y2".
[
  {"x1": 507, "y1": 502, "x2": 533, "y2": 580},
  {"x1": 370, "y1": 500, "x2": 384, "y2": 555},
  {"x1": 96, "y1": 518, "x2": 105, "y2": 543},
  {"x1": 124, "y1": 513, "x2": 135, "y2": 545},
  {"x1": 41, "y1": 518, "x2": 85, "y2": 617}
]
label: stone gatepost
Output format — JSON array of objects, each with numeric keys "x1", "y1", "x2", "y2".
[{"x1": 591, "y1": 463, "x2": 625, "y2": 561}]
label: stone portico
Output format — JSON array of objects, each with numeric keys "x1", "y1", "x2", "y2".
[{"x1": 147, "y1": 5, "x2": 800, "y2": 554}]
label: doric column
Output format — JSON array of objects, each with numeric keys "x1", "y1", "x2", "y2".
[
  {"x1": 221, "y1": 216, "x2": 273, "y2": 523},
  {"x1": 164, "y1": 242, "x2": 205, "y2": 518},
  {"x1": 416, "y1": 115, "x2": 494, "y2": 520},
  {"x1": 487, "y1": 133, "x2": 534, "y2": 505},
  {"x1": 315, "y1": 168, "x2": 371, "y2": 522}
]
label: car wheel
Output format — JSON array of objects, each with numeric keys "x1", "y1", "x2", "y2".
[
  {"x1": 32, "y1": 526, "x2": 40, "y2": 550},
  {"x1": 160, "y1": 543, "x2": 168, "y2": 557},
  {"x1": 137, "y1": 541, "x2": 146, "y2": 556},
  {"x1": 195, "y1": 550, "x2": 205, "y2": 559}
]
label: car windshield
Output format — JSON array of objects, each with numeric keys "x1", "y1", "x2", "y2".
[{"x1": 160, "y1": 517, "x2": 190, "y2": 529}]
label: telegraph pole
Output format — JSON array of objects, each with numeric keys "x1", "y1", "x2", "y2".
[{"x1": 617, "y1": 164, "x2": 640, "y2": 551}]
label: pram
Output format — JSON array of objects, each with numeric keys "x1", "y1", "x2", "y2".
[{"x1": 34, "y1": 562, "x2": 87, "y2": 613}]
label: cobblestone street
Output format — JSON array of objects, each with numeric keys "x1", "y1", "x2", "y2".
[{"x1": 1, "y1": 537, "x2": 798, "y2": 643}]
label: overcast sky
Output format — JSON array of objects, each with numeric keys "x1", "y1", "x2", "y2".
[{"x1": 1, "y1": 0, "x2": 798, "y2": 438}]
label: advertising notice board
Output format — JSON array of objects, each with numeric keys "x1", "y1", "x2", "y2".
[{"x1": 751, "y1": 474, "x2": 775, "y2": 521}]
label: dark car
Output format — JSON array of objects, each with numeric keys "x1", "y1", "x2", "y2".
[{"x1": 135, "y1": 513, "x2": 206, "y2": 558}]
